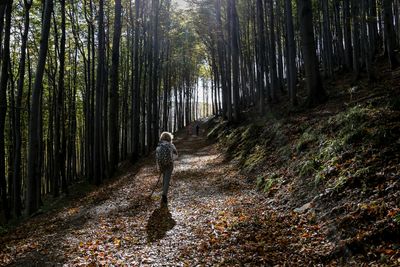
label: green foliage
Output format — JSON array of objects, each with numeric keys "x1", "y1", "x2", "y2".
[
  {"x1": 394, "y1": 213, "x2": 400, "y2": 225},
  {"x1": 296, "y1": 131, "x2": 317, "y2": 153},
  {"x1": 327, "y1": 175, "x2": 348, "y2": 191},
  {"x1": 256, "y1": 173, "x2": 279, "y2": 193},
  {"x1": 300, "y1": 159, "x2": 320, "y2": 179},
  {"x1": 353, "y1": 167, "x2": 372, "y2": 179},
  {"x1": 328, "y1": 105, "x2": 371, "y2": 145}
]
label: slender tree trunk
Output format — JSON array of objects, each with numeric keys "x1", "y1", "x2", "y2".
[
  {"x1": 109, "y1": 0, "x2": 122, "y2": 174},
  {"x1": 343, "y1": 0, "x2": 353, "y2": 70},
  {"x1": 230, "y1": 0, "x2": 240, "y2": 121},
  {"x1": 0, "y1": 0, "x2": 12, "y2": 221},
  {"x1": 268, "y1": 0, "x2": 279, "y2": 102},
  {"x1": 27, "y1": 0, "x2": 53, "y2": 215},
  {"x1": 322, "y1": 0, "x2": 333, "y2": 77},
  {"x1": 285, "y1": 0, "x2": 297, "y2": 106},
  {"x1": 256, "y1": 0, "x2": 266, "y2": 114},
  {"x1": 13, "y1": 0, "x2": 32, "y2": 217},
  {"x1": 383, "y1": 0, "x2": 399, "y2": 69},
  {"x1": 298, "y1": 0, "x2": 327, "y2": 107},
  {"x1": 132, "y1": 0, "x2": 141, "y2": 161},
  {"x1": 352, "y1": 0, "x2": 361, "y2": 77},
  {"x1": 94, "y1": 0, "x2": 105, "y2": 185},
  {"x1": 55, "y1": 0, "x2": 68, "y2": 195},
  {"x1": 215, "y1": 0, "x2": 228, "y2": 119}
]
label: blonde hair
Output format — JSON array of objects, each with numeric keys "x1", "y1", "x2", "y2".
[{"x1": 160, "y1": 132, "x2": 173, "y2": 142}]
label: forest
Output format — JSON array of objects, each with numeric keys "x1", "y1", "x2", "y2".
[{"x1": 0, "y1": 0, "x2": 399, "y2": 265}]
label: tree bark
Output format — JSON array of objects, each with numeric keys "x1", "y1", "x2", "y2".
[
  {"x1": 109, "y1": 0, "x2": 122, "y2": 174},
  {"x1": 383, "y1": 0, "x2": 399, "y2": 69},
  {"x1": 13, "y1": 0, "x2": 32, "y2": 217},
  {"x1": 298, "y1": 0, "x2": 327, "y2": 107},
  {"x1": 0, "y1": 0, "x2": 12, "y2": 220},
  {"x1": 94, "y1": 0, "x2": 105, "y2": 185},
  {"x1": 27, "y1": 0, "x2": 53, "y2": 215},
  {"x1": 285, "y1": 0, "x2": 297, "y2": 106}
]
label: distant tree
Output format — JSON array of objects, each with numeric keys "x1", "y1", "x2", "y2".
[
  {"x1": 284, "y1": 0, "x2": 297, "y2": 106},
  {"x1": 383, "y1": 0, "x2": 399, "y2": 69}
]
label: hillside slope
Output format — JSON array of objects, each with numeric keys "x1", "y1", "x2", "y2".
[{"x1": 207, "y1": 64, "x2": 400, "y2": 264}]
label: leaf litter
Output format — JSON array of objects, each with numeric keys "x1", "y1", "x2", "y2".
[{"x1": 0, "y1": 127, "x2": 399, "y2": 266}]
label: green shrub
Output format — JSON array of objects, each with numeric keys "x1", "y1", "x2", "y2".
[
  {"x1": 300, "y1": 159, "x2": 320, "y2": 178},
  {"x1": 296, "y1": 131, "x2": 317, "y2": 153},
  {"x1": 257, "y1": 173, "x2": 279, "y2": 193},
  {"x1": 394, "y1": 213, "x2": 400, "y2": 225}
]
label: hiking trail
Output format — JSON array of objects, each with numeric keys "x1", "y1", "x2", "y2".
[{"x1": 1, "y1": 125, "x2": 355, "y2": 266}]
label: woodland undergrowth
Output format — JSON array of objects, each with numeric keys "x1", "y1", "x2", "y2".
[{"x1": 207, "y1": 64, "x2": 400, "y2": 265}]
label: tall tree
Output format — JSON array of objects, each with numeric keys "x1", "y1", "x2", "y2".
[
  {"x1": 298, "y1": 0, "x2": 327, "y2": 107},
  {"x1": 27, "y1": 0, "x2": 53, "y2": 215},
  {"x1": 13, "y1": 0, "x2": 32, "y2": 217},
  {"x1": 256, "y1": 0, "x2": 266, "y2": 114},
  {"x1": 383, "y1": 0, "x2": 399, "y2": 69},
  {"x1": 230, "y1": 0, "x2": 240, "y2": 121},
  {"x1": 132, "y1": 0, "x2": 141, "y2": 161},
  {"x1": 109, "y1": 0, "x2": 122, "y2": 174},
  {"x1": 0, "y1": 0, "x2": 12, "y2": 220},
  {"x1": 54, "y1": 0, "x2": 67, "y2": 197},
  {"x1": 285, "y1": 0, "x2": 297, "y2": 106},
  {"x1": 94, "y1": 0, "x2": 106, "y2": 185}
]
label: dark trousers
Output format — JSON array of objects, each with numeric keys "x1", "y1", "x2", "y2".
[{"x1": 162, "y1": 166, "x2": 173, "y2": 197}]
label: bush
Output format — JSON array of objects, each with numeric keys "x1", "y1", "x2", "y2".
[{"x1": 296, "y1": 131, "x2": 317, "y2": 153}]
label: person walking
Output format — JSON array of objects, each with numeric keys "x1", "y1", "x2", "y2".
[{"x1": 156, "y1": 132, "x2": 178, "y2": 205}]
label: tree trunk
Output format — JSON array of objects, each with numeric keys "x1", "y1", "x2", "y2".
[
  {"x1": 132, "y1": 0, "x2": 141, "y2": 161},
  {"x1": 256, "y1": 0, "x2": 266, "y2": 114},
  {"x1": 0, "y1": 0, "x2": 12, "y2": 221},
  {"x1": 343, "y1": 0, "x2": 353, "y2": 70},
  {"x1": 27, "y1": 0, "x2": 53, "y2": 215},
  {"x1": 13, "y1": 0, "x2": 32, "y2": 217},
  {"x1": 285, "y1": 0, "x2": 297, "y2": 106},
  {"x1": 298, "y1": 0, "x2": 327, "y2": 107},
  {"x1": 383, "y1": 0, "x2": 399, "y2": 69},
  {"x1": 230, "y1": 0, "x2": 240, "y2": 121},
  {"x1": 94, "y1": 0, "x2": 105, "y2": 185},
  {"x1": 109, "y1": 0, "x2": 122, "y2": 174}
]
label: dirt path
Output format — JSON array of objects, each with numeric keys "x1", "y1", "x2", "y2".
[{"x1": 1, "y1": 130, "x2": 332, "y2": 266}]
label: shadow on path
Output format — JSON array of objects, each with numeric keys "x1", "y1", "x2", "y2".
[{"x1": 146, "y1": 204, "x2": 176, "y2": 243}]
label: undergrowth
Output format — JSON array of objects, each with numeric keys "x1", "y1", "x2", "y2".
[{"x1": 208, "y1": 86, "x2": 399, "y2": 202}]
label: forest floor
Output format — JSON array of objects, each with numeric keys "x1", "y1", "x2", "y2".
[
  {"x1": 1, "y1": 116, "x2": 398, "y2": 266},
  {"x1": 0, "y1": 129, "x2": 324, "y2": 266},
  {"x1": 1, "y1": 64, "x2": 400, "y2": 266}
]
